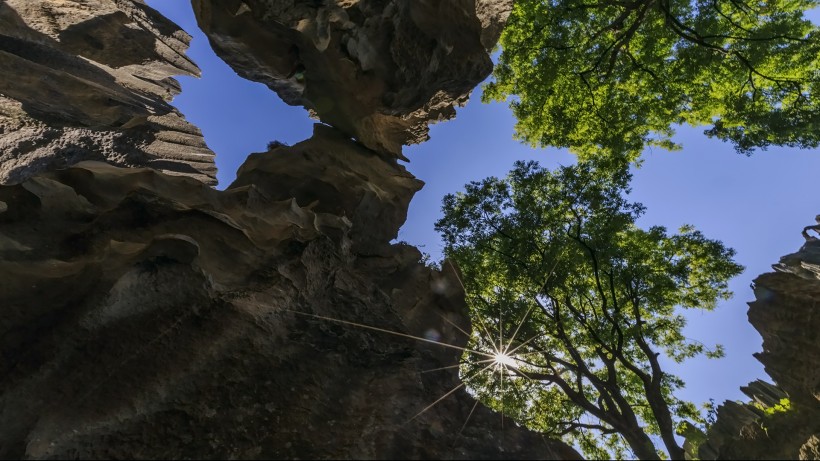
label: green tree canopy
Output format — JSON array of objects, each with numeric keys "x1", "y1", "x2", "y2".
[
  {"x1": 436, "y1": 161, "x2": 743, "y2": 459},
  {"x1": 483, "y1": 0, "x2": 820, "y2": 160}
]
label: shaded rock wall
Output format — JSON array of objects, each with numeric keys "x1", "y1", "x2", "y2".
[
  {"x1": 192, "y1": 0, "x2": 509, "y2": 158},
  {"x1": 0, "y1": 0, "x2": 584, "y2": 458},
  {"x1": 0, "y1": 126, "x2": 579, "y2": 459},
  {"x1": 751, "y1": 224, "x2": 820, "y2": 410},
  {"x1": 699, "y1": 221, "x2": 820, "y2": 460},
  {"x1": 697, "y1": 381, "x2": 813, "y2": 460},
  {"x1": 0, "y1": 0, "x2": 217, "y2": 185}
]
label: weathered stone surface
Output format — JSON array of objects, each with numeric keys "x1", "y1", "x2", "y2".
[
  {"x1": 0, "y1": 0, "x2": 217, "y2": 185},
  {"x1": 697, "y1": 381, "x2": 812, "y2": 460},
  {"x1": 0, "y1": 126, "x2": 580, "y2": 459},
  {"x1": 0, "y1": 1, "x2": 581, "y2": 458},
  {"x1": 475, "y1": 0, "x2": 514, "y2": 49},
  {"x1": 751, "y1": 218, "x2": 820, "y2": 409},
  {"x1": 192, "y1": 0, "x2": 508, "y2": 158},
  {"x1": 699, "y1": 220, "x2": 820, "y2": 460},
  {"x1": 801, "y1": 435, "x2": 820, "y2": 460},
  {"x1": 231, "y1": 125, "x2": 420, "y2": 254}
]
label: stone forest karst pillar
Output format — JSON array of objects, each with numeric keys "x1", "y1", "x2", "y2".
[{"x1": 0, "y1": 0, "x2": 580, "y2": 459}]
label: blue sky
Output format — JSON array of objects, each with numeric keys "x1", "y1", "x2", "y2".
[{"x1": 147, "y1": 1, "x2": 820, "y2": 420}]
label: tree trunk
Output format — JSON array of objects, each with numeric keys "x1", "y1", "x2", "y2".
[
  {"x1": 645, "y1": 384, "x2": 686, "y2": 459},
  {"x1": 622, "y1": 429, "x2": 661, "y2": 460}
]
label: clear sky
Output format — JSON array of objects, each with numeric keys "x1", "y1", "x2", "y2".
[{"x1": 147, "y1": 1, "x2": 820, "y2": 421}]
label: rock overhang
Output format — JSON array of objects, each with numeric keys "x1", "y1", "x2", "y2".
[
  {"x1": 0, "y1": 0, "x2": 218, "y2": 185},
  {"x1": 192, "y1": 0, "x2": 512, "y2": 159}
]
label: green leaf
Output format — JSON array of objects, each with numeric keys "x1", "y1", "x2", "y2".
[
  {"x1": 437, "y1": 160, "x2": 743, "y2": 459},
  {"x1": 487, "y1": 0, "x2": 820, "y2": 160}
]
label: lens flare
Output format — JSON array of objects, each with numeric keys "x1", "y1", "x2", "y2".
[
  {"x1": 257, "y1": 259, "x2": 557, "y2": 432},
  {"x1": 493, "y1": 352, "x2": 516, "y2": 368}
]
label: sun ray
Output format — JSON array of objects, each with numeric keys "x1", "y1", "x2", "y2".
[
  {"x1": 457, "y1": 399, "x2": 481, "y2": 437},
  {"x1": 409, "y1": 381, "x2": 467, "y2": 422},
  {"x1": 471, "y1": 302, "x2": 503, "y2": 356},
  {"x1": 443, "y1": 259, "x2": 466, "y2": 292},
  {"x1": 279, "y1": 307, "x2": 513, "y2": 426},
  {"x1": 516, "y1": 346, "x2": 560, "y2": 357},
  {"x1": 274, "y1": 280, "x2": 534, "y2": 432},
  {"x1": 499, "y1": 360, "x2": 505, "y2": 429},
  {"x1": 282, "y1": 309, "x2": 496, "y2": 359},
  {"x1": 493, "y1": 352, "x2": 517, "y2": 368},
  {"x1": 420, "y1": 358, "x2": 494, "y2": 374},
  {"x1": 499, "y1": 304, "x2": 503, "y2": 358},
  {"x1": 497, "y1": 291, "x2": 506, "y2": 429},
  {"x1": 506, "y1": 333, "x2": 542, "y2": 357},
  {"x1": 505, "y1": 302, "x2": 535, "y2": 353},
  {"x1": 409, "y1": 361, "x2": 497, "y2": 422},
  {"x1": 436, "y1": 311, "x2": 471, "y2": 339},
  {"x1": 420, "y1": 363, "x2": 467, "y2": 374},
  {"x1": 500, "y1": 260, "x2": 560, "y2": 353},
  {"x1": 442, "y1": 260, "x2": 501, "y2": 356}
]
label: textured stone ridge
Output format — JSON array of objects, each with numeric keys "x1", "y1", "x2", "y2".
[
  {"x1": 192, "y1": 0, "x2": 509, "y2": 158},
  {"x1": 698, "y1": 219, "x2": 820, "y2": 460},
  {"x1": 0, "y1": 0, "x2": 217, "y2": 185},
  {"x1": 0, "y1": 1, "x2": 579, "y2": 458},
  {"x1": 697, "y1": 381, "x2": 812, "y2": 460},
  {"x1": 751, "y1": 218, "x2": 820, "y2": 409},
  {"x1": 0, "y1": 126, "x2": 580, "y2": 459}
]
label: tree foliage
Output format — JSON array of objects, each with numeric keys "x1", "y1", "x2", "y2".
[
  {"x1": 436, "y1": 161, "x2": 743, "y2": 459},
  {"x1": 483, "y1": 0, "x2": 820, "y2": 159}
]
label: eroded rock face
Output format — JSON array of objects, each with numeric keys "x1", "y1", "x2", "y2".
[
  {"x1": 751, "y1": 222, "x2": 820, "y2": 409},
  {"x1": 0, "y1": 126, "x2": 579, "y2": 459},
  {"x1": 699, "y1": 220, "x2": 820, "y2": 460},
  {"x1": 697, "y1": 381, "x2": 814, "y2": 460},
  {"x1": 0, "y1": 0, "x2": 217, "y2": 185},
  {"x1": 192, "y1": 0, "x2": 510, "y2": 158},
  {"x1": 0, "y1": 1, "x2": 581, "y2": 458}
]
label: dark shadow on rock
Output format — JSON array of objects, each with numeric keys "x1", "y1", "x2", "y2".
[
  {"x1": 0, "y1": 0, "x2": 217, "y2": 185},
  {"x1": 0, "y1": 1, "x2": 54, "y2": 45},
  {"x1": 0, "y1": 149, "x2": 581, "y2": 459},
  {"x1": 58, "y1": 11, "x2": 173, "y2": 70},
  {"x1": 0, "y1": 32, "x2": 171, "y2": 127}
]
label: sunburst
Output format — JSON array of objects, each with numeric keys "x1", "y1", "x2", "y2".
[
  {"x1": 493, "y1": 352, "x2": 517, "y2": 368},
  {"x1": 274, "y1": 260, "x2": 542, "y2": 432}
]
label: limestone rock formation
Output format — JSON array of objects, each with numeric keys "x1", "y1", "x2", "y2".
[
  {"x1": 0, "y1": 0, "x2": 584, "y2": 457},
  {"x1": 0, "y1": 0, "x2": 217, "y2": 185},
  {"x1": 698, "y1": 221, "x2": 820, "y2": 460},
  {"x1": 0, "y1": 126, "x2": 580, "y2": 459},
  {"x1": 751, "y1": 219, "x2": 820, "y2": 410},
  {"x1": 192, "y1": 0, "x2": 510, "y2": 158},
  {"x1": 697, "y1": 381, "x2": 809, "y2": 460}
]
